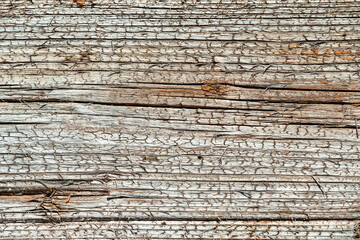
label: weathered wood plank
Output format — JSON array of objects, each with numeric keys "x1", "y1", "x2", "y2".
[
  {"x1": 1, "y1": 221, "x2": 357, "y2": 239},
  {"x1": 1, "y1": 0, "x2": 360, "y2": 238}
]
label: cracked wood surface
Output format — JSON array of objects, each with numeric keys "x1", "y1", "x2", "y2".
[{"x1": 1, "y1": 0, "x2": 360, "y2": 239}]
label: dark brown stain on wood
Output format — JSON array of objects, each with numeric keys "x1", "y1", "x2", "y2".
[{"x1": 201, "y1": 82, "x2": 225, "y2": 95}]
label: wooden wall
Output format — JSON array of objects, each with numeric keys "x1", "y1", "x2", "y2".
[{"x1": 0, "y1": 0, "x2": 360, "y2": 239}]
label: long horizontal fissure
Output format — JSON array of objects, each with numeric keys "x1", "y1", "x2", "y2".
[
  {"x1": 0, "y1": 96, "x2": 357, "y2": 106},
  {"x1": 0, "y1": 99, "x2": 276, "y2": 110},
  {"x1": 0, "y1": 217, "x2": 358, "y2": 224},
  {"x1": 1, "y1": 38, "x2": 359, "y2": 43},
  {"x1": 1, "y1": 173, "x2": 358, "y2": 183},
  {"x1": 5, "y1": 83, "x2": 360, "y2": 93},
  {"x1": 2, "y1": 60, "x2": 360, "y2": 66}
]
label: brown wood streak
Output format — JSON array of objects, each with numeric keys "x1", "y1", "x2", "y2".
[{"x1": 0, "y1": 0, "x2": 360, "y2": 239}]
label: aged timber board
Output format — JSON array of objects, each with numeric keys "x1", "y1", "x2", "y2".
[{"x1": 0, "y1": 0, "x2": 360, "y2": 239}]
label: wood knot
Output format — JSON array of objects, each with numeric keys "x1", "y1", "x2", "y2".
[
  {"x1": 201, "y1": 83, "x2": 225, "y2": 95},
  {"x1": 74, "y1": 0, "x2": 85, "y2": 7},
  {"x1": 80, "y1": 51, "x2": 91, "y2": 60}
]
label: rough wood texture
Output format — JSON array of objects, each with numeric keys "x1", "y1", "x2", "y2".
[{"x1": 1, "y1": 0, "x2": 360, "y2": 239}]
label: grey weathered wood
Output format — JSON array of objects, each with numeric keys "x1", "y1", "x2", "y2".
[
  {"x1": 1, "y1": 0, "x2": 360, "y2": 239},
  {"x1": 0, "y1": 221, "x2": 358, "y2": 239}
]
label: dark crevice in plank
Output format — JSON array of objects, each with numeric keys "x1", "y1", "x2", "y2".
[
  {"x1": 0, "y1": 122, "x2": 46, "y2": 125},
  {"x1": 3, "y1": 60, "x2": 360, "y2": 66},
  {"x1": 0, "y1": 96, "x2": 358, "y2": 106},
  {"x1": 7, "y1": 83, "x2": 360, "y2": 93},
  {"x1": 0, "y1": 99, "x2": 278, "y2": 110},
  {"x1": 2, "y1": 38, "x2": 360, "y2": 43},
  {"x1": 2, "y1": 174, "x2": 359, "y2": 183},
  {"x1": 1, "y1": 216, "x2": 359, "y2": 224}
]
